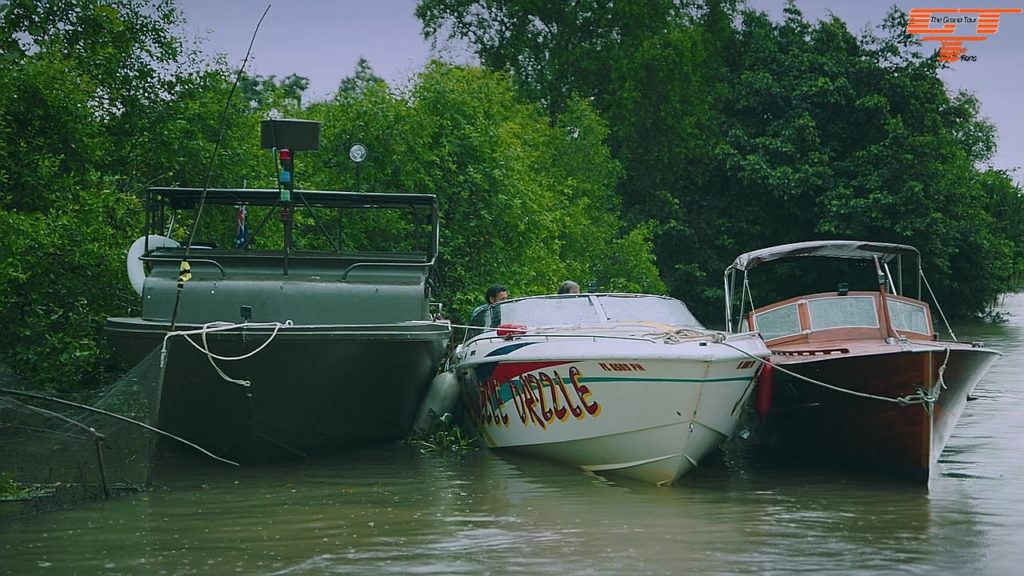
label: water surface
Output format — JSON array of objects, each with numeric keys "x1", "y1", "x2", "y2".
[{"x1": 3, "y1": 295, "x2": 1023, "y2": 575}]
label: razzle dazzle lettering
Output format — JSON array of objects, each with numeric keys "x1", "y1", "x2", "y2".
[{"x1": 472, "y1": 365, "x2": 601, "y2": 430}]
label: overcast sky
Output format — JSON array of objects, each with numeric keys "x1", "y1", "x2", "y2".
[{"x1": 174, "y1": 0, "x2": 1022, "y2": 176}]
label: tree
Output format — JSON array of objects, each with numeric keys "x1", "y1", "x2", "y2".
[
  {"x1": 305, "y1": 61, "x2": 664, "y2": 320},
  {"x1": 978, "y1": 169, "x2": 1024, "y2": 294},
  {"x1": 419, "y1": 0, "x2": 1021, "y2": 320},
  {"x1": 239, "y1": 72, "x2": 310, "y2": 108},
  {"x1": 0, "y1": 1, "x2": 663, "y2": 390},
  {"x1": 417, "y1": 0, "x2": 747, "y2": 319},
  {"x1": 0, "y1": 0, "x2": 239, "y2": 389},
  {"x1": 716, "y1": 4, "x2": 1012, "y2": 316}
]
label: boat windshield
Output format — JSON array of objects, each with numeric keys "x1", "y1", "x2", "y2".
[
  {"x1": 488, "y1": 294, "x2": 703, "y2": 329},
  {"x1": 754, "y1": 294, "x2": 884, "y2": 341},
  {"x1": 753, "y1": 293, "x2": 934, "y2": 341},
  {"x1": 887, "y1": 298, "x2": 930, "y2": 335},
  {"x1": 807, "y1": 296, "x2": 879, "y2": 331}
]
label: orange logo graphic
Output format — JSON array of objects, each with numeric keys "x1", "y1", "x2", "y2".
[{"x1": 907, "y1": 8, "x2": 1022, "y2": 62}]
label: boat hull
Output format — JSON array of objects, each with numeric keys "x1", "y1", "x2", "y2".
[
  {"x1": 105, "y1": 318, "x2": 450, "y2": 463},
  {"x1": 760, "y1": 344, "x2": 1000, "y2": 479},
  {"x1": 457, "y1": 333, "x2": 766, "y2": 485},
  {"x1": 724, "y1": 240, "x2": 1002, "y2": 483}
]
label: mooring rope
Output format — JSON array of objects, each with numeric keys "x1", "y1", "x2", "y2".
[
  {"x1": 162, "y1": 320, "x2": 453, "y2": 387},
  {"x1": 162, "y1": 321, "x2": 291, "y2": 387},
  {"x1": 916, "y1": 347, "x2": 951, "y2": 404},
  {"x1": 715, "y1": 340, "x2": 952, "y2": 407}
]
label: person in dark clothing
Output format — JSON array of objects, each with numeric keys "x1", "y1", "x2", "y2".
[{"x1": 470, "y1": 283, "x2": 508, "y2": 326}]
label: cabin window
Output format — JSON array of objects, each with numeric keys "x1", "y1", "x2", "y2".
[
  {"x1": 887, "y1": 299, "x2": 930, "y2": 334},
  {"x1": 807, "y1": 296, "x2": 878, "y2": 330},
  {"x1": 754, "y1": 303, "x2": 801, "y2": 340}
]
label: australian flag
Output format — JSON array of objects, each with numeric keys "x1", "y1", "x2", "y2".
[{"x1": 234, "y1": 204, "x2": 247, "y2": 248}]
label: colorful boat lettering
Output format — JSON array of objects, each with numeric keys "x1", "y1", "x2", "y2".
[{"x1": 470, "y1": 362, "x2": 601, "y2": 429}]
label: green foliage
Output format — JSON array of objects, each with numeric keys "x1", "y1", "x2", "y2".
[
  {"x1": 2, "y1": 0, "x2": 663, "y2": 391},
  {"x1": 417, "y1": 0, "x2": 744, "y2": 318},
  {"x1": 419, "y1": 0, "x2": 1024, "y2": 321},
  {"x1": 238, "y1": 72, "x2": 310, "y2": 109},
  {"x1": 979, "y1": 170, "x2": 1024, "y2": 291},
  {"x1": 407, "y1": 412, "x2": 477, "y2": 453},
  {"x1": 0, "y1": 473, "x2": 24, "y2": 500},
  {"x1": 717, "y1": 5, "x2": 1015, "y2": 317},
  {"x1": 397, "y1": 63, "x2": 656, "y2": 316},
  {"x1": 6, "y1": 0, "x2": 1022, "y2": 393},
  {"x1": 0, "y1": 0, "x2": 242, "y2": 389},
  {"x1": 303, "y1": 61, "x2": 663, "y2": 321},
  {"x1": 0, "y1": 183, "x2": 139, "y2": 389}
]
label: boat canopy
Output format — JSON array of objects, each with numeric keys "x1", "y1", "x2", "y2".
[
  {"x1": 723, "y1": 240, "x2": 924, "y2": 334},
  {"x1": 726, "y1": 240, "x2": 920, "y2": 273}
]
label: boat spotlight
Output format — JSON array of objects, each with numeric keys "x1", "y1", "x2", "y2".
[{"x1": 349, "y1": 144, "x2": 367, "y2": 163}]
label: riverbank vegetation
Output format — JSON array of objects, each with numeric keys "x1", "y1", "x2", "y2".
[{"x1": 1, "y1": 0, "x2": 1022, "y2": 391}]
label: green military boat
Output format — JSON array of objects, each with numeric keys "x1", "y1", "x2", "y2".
[{"x1": 105, "y1": 121, "x2": 451, "y2": 463}]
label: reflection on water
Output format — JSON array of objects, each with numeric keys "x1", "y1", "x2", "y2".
[{"x1": 3, "y1": 295, "x2": 1024, "y2": 575}]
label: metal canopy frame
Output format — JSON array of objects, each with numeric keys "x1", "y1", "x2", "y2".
[
  {"x1": 143, "y1": 187, "x2": 441, "y2": 266},
  {"x1": 724, "y1": 240, "x2": 924, "y2": 333}
]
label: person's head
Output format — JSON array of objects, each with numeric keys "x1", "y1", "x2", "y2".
[
  {"x1": 485, "y1": 283, "x2": 509, "y2": 304},
  {"x1": 557, "y1": 280, "x2": 581, "y2": 295}
]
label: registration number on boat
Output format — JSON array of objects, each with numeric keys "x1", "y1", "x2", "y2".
[{"x1": 598, "y1": 362, "x2": 646, "y2": 372}]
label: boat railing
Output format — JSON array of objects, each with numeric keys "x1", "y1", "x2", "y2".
[
  {"x1": 340, "y1": 258, "x2": 436, "y2": 280},
  {"x1": 140, "y1": 254, "x2": 227, "y2": 278},
  {"x1": 140, "y1": 248, "x2": 433, "y2": 281}
]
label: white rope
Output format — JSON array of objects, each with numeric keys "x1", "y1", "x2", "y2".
[
  {"x1": 160, "y1": 319, "x2": 452, "y2": 388},
  {"x1": 915, "y1": 347, "x2": 951, "y2": 405},
  {"x1": 715, "y1": 340, "x2": 950, "y2": 407},
  {"x1": 162, "y1": 321, "x2": 293, "y2": 387},
  {"x1": 191, "y1": 321, "x2": 289, "y2": 361},
  {"x1": 645, "y1": 328, "x2": 727, "y2": 344}
]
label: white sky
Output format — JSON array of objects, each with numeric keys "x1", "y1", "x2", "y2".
[{"x1": 174, "y1": 0, "x2": 1022, "y2": 176}]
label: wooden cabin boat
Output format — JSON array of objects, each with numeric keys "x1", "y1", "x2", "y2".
[{"x1": 724, "y1": 240, "x2": 1000, "y2": 481}]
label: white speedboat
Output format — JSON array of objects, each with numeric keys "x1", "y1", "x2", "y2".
[{"x1": 454, "y1": 293, "x2": 769, "y2": 485}]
